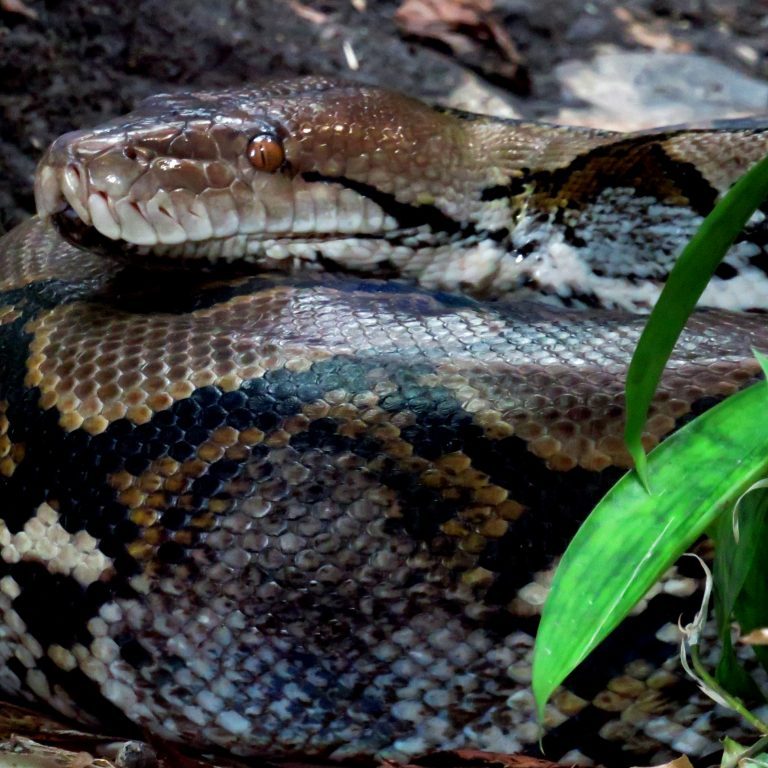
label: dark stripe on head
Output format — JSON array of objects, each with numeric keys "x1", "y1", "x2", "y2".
[
  {"x1": 302, "y1": 171, "x2": 467, "y2": 235},
  {"x1": 302, "y1": 171, "x2": 510, "y2": 252}
]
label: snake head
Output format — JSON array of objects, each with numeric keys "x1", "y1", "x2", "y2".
[{"x1": 33, "y1": 76, "x2": 504, "y2": 276}]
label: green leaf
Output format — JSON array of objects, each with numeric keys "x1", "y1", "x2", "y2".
[
  {"x1": 715, "y1": 627, "x2": 763, "y2": 701},
  {"x1": 532, "y1": 379, "x2": 768, "y2": 717},
  {"x1": 731, "y1": 493, "x2": 768, "y2": 675},
  {"x1": 713, "y1": 487, "x2": 767, "y2": 636},
  {"x1": 722, "y1": 738, "x2": 746, "y2": 768},
  {"x1": 624, "y1": 152, "x2": 768, "y2": 489},
  {"x1": 721, "y1": 735, "x2": 768, "y2": 768},
  {"x1": 712, "y1": 490, "x2": 768, "y2": 699}
]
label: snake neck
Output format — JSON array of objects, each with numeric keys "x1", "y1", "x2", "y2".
[{"x1": 433, "y1": 115, "x2": 768, "y2": 311}]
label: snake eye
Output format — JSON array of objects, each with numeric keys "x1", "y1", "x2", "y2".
[{"x1": 247, "y1": 134, "x2": 284, "y2": 173}]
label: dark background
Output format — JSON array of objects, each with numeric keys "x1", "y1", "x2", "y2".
[{"x1": 1, "y1": 0, "x2": 767, "y2": 233}]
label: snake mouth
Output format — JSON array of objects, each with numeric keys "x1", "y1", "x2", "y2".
[
  {"x1": 36, "y1": 157, "x2": 406, "y2": 266},
  {"x1": 49, "y1": 201, "x2": 402, "y2": 268},
  {"x1": 51, "y1": 205, "x2": 122, "y2": 257}
]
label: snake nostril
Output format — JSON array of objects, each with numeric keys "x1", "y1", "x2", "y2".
[{"x1": 123, "y1": 146, "x2": 138, "y2": 161}]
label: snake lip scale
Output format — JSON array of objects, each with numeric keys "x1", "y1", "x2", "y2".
[{"x1": 0, "y1": 75, "x2": 767, "y2": 765}]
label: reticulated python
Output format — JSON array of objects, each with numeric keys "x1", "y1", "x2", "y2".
[{"x1": 1, "y1": 76, "x2": 767, "y2": 765}]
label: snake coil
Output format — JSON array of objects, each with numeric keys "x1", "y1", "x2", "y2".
[{"x1": 0, "y1": 77, "x2": 766, "y2": 765}]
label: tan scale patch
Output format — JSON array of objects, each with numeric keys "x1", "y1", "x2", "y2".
[
  {"x1": 431, "y1": 360, "x2": 759, "y2": 471},
  {"x1": 423, "y1": 450, "x2": 523, "y2": 566},
  {"x1": 109, "y1": 459, "x2": 222, "y2": 568},
  {"x1": 23, "y1": 287, "x2": 335, "y2": 434},
  {"x1": 608, "y1": 675, "x2": 647, "y2": 698},
  {"x1": 0, "y1": 400, "x2": 25, "y2": 477},
  {"x1": 552, "y1": 690, "x2": 588, "y2": 717},
  {"x1": 593, "y1": 690, "x2": 633, "y2": 712},
  {"x1": 104, "y1": 423, "x2": 269, "y2": 569}
]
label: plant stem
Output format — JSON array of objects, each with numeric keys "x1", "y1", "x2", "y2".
[{"x1": 690, "y1": 643, "x2": 768, "y2": 735}]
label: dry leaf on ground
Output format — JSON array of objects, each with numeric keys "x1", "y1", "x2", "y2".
[
  {"x1": 0, "y1": 0, "x2": 38, "y2": 19},
  {"x1": 740, "y1": 627, "x2": 768, "y2": 645},
  {"x1": 394, "y1": 0, "x2": 528, "y2": 92}
]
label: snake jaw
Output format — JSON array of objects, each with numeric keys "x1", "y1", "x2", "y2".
[{"x1": 34, "y1": 150, "x2": 416, "y2": 271}]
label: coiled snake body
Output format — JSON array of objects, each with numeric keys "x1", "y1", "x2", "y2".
[{"x1": 1, "y1": 77, "x2": 768, "y2": 764}]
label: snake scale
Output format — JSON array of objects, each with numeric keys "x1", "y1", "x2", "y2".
[{"x1": 1, "y1": 76, "x2": 768, "y2": 765}]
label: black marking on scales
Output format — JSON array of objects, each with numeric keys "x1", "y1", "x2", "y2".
[{"x1": 302, "y1": 171, "x2": 510, "y2": 244}]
